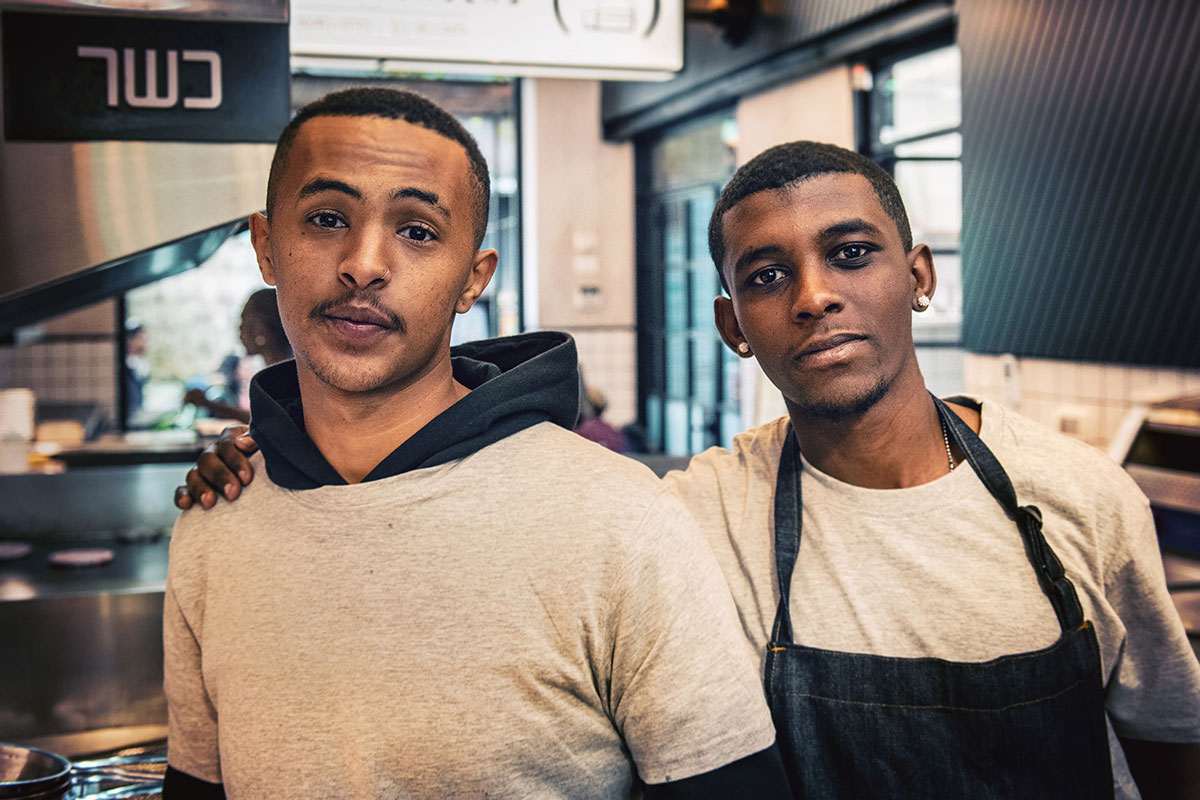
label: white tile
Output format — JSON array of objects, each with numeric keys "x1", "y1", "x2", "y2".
[
  {"x1": 1051, "y1": 361, "x2": 1077, "y2": 401},
  {"x1": 1128, "y1": 366, "x2": 1180, "y2": 404},
  {"x1": 1097, "y1": 403, "x2": 1125, "y2": 446},
  {"x1": 967, "y1": 354, "x2": 994, "y2": 388},
  {"x1": 962, "y1": 354, "x2": 979, "y2": 388},
  {"x1": 1099, "y1": 364, "x2": 1132, "y2": 404},
  {"x1": 1179, "y1": 369, "x2": 1200, "y2": 396},
  {"x1": 1042, "y1": 357, "x2": 1066, "y2": 397},
  {"x1": 1073, "y1": 362, "x2": 1104, "y2": 401},
  {"x1": 1021, "y1": 358, "x2": 1051, "y2": 397},
  {"x1": 1021, "y1": 397, "x2": 1047, "y2": 428}
]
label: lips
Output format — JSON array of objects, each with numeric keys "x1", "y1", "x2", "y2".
[
  {"x1": 314, "y1": 300, "x2": 405, "y2": 344},
  {"x1": 795, "y1": 333, "x2": 868, "y2": 367},
  {"x1": 323, "y1": 303, "x2": 396, "y2": 329},
  {"x1": 799, "y1": 333, "x2": 867, "y2": 356}
]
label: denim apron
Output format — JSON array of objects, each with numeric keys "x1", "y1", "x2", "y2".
[{"x1": 764, "y1": 397, "x2": 1114, "y2": 798}]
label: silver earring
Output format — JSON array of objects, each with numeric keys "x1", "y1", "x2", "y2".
[
  {"x1": 915, "y1": 295, "x2": 931, "y2": 310},
  {"x1": 737, "y1": 342, "x2": 751, "y2": 355}
]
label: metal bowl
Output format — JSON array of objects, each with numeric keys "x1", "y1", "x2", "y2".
[{"x1": 0, "y1": 744, "x2": 71, "y2": 800}]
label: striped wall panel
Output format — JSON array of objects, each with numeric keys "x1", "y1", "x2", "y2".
[{"x1": 960, "y1": 0, "x2": 1200, "y2": 367}]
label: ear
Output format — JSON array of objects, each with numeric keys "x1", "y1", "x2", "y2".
[
  {"x1": 456, "y1": 248, "x2": 499, "y2": 314},
  {"x1": 908, "y1": 243, "x2": 936, "y2": 310},
  {"x1": 714, "y1": 296, "x2": 751, "y2": 357},
  {"x1": 249, "y1": 212, "x2": 277, "y2": 286}
]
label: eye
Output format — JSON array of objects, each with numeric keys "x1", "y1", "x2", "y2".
[
  {"x1": 308, "y1": 211, "x2": 347, "y2": 229},
  {"x1": 748, "y1": 266, "x2": 788, "y2": 287},
  {"x1": 831, "y1": 243, "x2": 875, "y2": 266},
  {"x1": 400, "y1": 224, "x2": 437, "y2": 243}
]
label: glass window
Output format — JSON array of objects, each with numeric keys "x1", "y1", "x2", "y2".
[
  {"x1": 866, "y1": 43, "x2": 962, "y2": 347},
  {"x1": 894, "y1": 160, "x2": 962, "y2": 250},
  {"x1": 636, "y1": 110, "x2": 740, "y2": 454},
  {"x1": 874, "y1": 46, "x2": 961, "y2": 145},
  {"x1": 124, "y1": 232, "x2": 267, "y2": 429}
]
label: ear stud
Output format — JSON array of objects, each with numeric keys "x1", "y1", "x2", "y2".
[
  {"x1": 737, "y1": 342, "x2": 751, "y2": 355},
  {"x1": 915, "y1": 295, "x2": 931, "y2": 310}
]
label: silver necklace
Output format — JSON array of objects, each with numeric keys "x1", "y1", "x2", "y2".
[{"x1": 940, "y1": 416, "x2": 956, "y2": 472}]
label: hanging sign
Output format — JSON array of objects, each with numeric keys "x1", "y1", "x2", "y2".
[
  {"x1": 2, "y1": 11, "x2": 290, "y2": 142},
  {"x1": 290, "y1": 0, "x2": 683, "y2": 80}
]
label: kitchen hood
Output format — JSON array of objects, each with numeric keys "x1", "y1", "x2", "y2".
[{"x1": 0, "y1": 0, "x2": 289, "y2": 337}]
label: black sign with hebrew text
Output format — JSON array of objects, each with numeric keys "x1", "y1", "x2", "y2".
[{"x1": 3, "y1": 11, "x2": 289, "y2": 142}]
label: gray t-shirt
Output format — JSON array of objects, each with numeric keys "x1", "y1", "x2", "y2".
[
  {"x1": 665, "y1": 397, "x2": 1200, "y2": 800},
  {"x1": 165, "y1": 422, "x2": 775, "y2": 798}
]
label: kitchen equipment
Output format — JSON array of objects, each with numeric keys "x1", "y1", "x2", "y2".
[
  {"x1": 1111, "y1": 393, "x2": 1200, "y2": 557},
  {"x1": 0, "y1": 741, "x2": 166, "y2": 799},
  {"x1": 1111, "y1": 393, "x2": 1200, "y2": 646},
  {"x1": 0, "y1": 464, "x2": 182, "y2": 742},
  {"x1": 0, "y1": 743, "x2": 71, "y2": 800},
  {"x1": 0, "y1": 389, "x2": 36, "y2": 474}
]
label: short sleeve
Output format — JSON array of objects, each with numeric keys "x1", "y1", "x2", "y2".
[
  {"x1": 605, "y1": 487, "x2": 776, "y2": 784},
  {"x1": 164, "y1": 528, "x2": 223, "y2": 783},
  {"x1": 1103, "y1": 499, "x2": 1200, "y2": 742}
]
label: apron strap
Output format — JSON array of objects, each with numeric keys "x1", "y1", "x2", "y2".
[
  {"x1": 771, "y1": 424, "x2": 802, "y2": 644},
  {"x1": 932, "y1": 395, "x2": 1085, "y2": 632}
]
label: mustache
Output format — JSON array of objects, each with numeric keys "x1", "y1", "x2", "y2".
[{"x1": 309, "y1": 291, "x2": 406, "y2": 333}]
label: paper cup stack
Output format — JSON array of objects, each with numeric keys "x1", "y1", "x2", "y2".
[{"x1": 0, "y1": 388, "x2": 35, "y2": 473}]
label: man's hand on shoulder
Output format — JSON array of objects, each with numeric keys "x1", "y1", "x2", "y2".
[{"x1": 174, "y1": 424, "x2": 258, "y2": 510}]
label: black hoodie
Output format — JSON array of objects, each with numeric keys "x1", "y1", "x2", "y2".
[{"x1": 247, "y1": 331, "x2": 580, "y2": 491}]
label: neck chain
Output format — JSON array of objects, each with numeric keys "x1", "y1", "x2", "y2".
[{"x1": 939, "y1": 415, "x2": 956, "y2": 473}]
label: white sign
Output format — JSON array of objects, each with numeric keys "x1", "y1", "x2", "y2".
[{"x1": 290, "y1": 0, "x2": 683, "y2": 80}]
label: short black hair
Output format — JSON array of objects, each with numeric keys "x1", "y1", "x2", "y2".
[
  {"x1": 708, "y1": 141, "x2": 912, "y2": 291},
  {"x1": 266, "y1": 87, "x2": 491, "y2": 249}
]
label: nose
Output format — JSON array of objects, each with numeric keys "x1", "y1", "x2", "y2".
[
  {"x1": 338, "y1": 226, "x2": 390, "y2": 288},
  {"x1": 790, "y1": 263, "x2": 843, "y2": 320}
]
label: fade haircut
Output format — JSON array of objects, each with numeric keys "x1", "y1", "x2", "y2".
[
  {"x1": 265, "y1": 87, "x2": 492, "y2": 249},
  {"x1": 708, "y1": 141, "x2": 912, "y2": 292}
]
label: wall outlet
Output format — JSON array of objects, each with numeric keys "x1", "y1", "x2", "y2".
[{"x1": 1052, "y1": 404, "x2": 1097, "y2": 441}]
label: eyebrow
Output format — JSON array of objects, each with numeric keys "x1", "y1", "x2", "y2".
[
  {"x1": 298, "y1": 178, "x2": 360, "y2": 201},
  {"x1": 733, "y1": 245, "x2": 789, "y2": 274},
  {"x1": 393, "y1": 187, "x2": 450, "y2": 219},
  {"x1": 820, "y1": 218, "x2": 884, "y2": 240}
]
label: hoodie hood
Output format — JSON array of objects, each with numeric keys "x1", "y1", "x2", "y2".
[{"x1": 248, "y1": 331, "x2": 580, "y2": 490}]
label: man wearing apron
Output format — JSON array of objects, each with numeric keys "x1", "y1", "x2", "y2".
[
  {"x1": 684, "y1": 141, "x2": 1200, "y2": 797},
  {"x1": 175, "y1": 141, "x2": 1200, "y2": 797}
]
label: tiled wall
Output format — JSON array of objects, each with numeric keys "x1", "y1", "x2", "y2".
[
  {"x1": 965, "y1": 353, "x2": 1200, "y2": 450},
  {"x1": 0, "y1": 338, "x2": 118, "y2": 425},
  {"x1": 559, "y1": 326, "x2": 637, "y2": 427}
]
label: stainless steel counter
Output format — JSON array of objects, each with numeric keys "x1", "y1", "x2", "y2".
[
  {"x1": 1, "y1": 464, "x2": 181, "y2": 742},
  {"x1": 0, "y1": 539, "x2": 168, "y2": 601}
]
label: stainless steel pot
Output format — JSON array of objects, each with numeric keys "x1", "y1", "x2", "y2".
[{"x1": 0, "y1": 743, "x2": 71, "y2": 800}]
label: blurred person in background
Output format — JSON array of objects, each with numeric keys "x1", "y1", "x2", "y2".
[
  {"x1": 123, "y1": 319, "x2": 150, "y2": 426},
  {"x1": 574, "y1": 383, "x2": 629, "y2": 453},
  {"x1": 183, "y1": 288, "x2": 292, "y2": 424}
]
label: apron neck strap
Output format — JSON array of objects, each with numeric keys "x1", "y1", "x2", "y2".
[
  {"x1": 771, "y1": 424, "x2": 803, "y2": 644},
  {"x1": 932, "y1": 395, "x2": 1085, "y2": 631}
]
